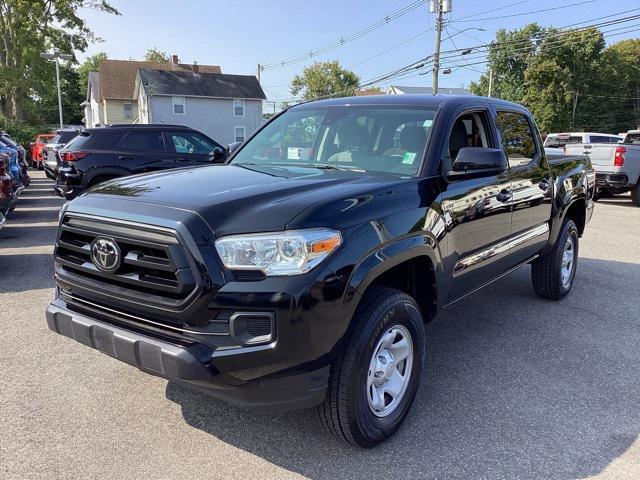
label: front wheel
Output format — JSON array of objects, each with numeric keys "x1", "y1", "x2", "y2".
[
  {"x1": 318, "y1": 287, "x2": 425, "y2": 448},
  {"x1": 531, "y1": 219, "x2": 579, "y2": 300}
]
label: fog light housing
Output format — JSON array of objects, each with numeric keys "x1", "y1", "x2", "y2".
[{"x1": 230, "y1": 312, "x2": 275, "y2": 346}]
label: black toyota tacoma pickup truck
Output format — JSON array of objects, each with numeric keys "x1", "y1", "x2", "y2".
[{"x1": 47, "y1": 95, "x2": 595, "y2": 448}]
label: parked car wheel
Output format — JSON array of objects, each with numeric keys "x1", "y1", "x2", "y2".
[
  {"x1": 318, "y1": 287, "x2": 425, "y2": 448},
  {"x1": 532, "y1": 219, "x2": 579, "y2": 300},
  {"x1": 631, "y1": 183, "x2": 640, "y2": 207}
]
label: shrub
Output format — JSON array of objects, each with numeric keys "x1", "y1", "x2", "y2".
[{"x1": 0, "y1": 116, "x2": 47, "y2": 149}]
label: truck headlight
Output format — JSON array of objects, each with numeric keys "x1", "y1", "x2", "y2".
[{"x1": 214, "y1": 228, "x2": 342, "y2": 276}]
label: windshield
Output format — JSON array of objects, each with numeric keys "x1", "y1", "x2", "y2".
[
  {"x1": 544, "y1": 136, "x2": 582, "y2": 148},
  {"x1": 231, "y1": 106, "x2": 436, "y2": 175}
]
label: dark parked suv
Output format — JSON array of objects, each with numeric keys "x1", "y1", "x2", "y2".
[{"x1": 55, "y1": 124, "x2": 227, "y2": 199}]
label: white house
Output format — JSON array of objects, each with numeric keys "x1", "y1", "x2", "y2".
[
  {"x1": 82, "y1": 71, "x2": 104, "y2": 127},
  {"x1": 134, "y1": 68, "x2": 266, "y2": 146}
]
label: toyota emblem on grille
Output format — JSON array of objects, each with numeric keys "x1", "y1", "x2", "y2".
[{"x1": 90, "y1": 237, "x2": 121, "y2": 272}]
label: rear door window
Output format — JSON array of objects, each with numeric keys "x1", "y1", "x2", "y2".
[
  {"x1": 119, "y1": 131, "x2": 166, "y2": 152},
  {"x1": 495, "y1": 111, "x2": 539, "y2": 168}
]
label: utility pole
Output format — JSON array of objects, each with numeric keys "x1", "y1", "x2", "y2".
[
  {"x1": 41, "y1": 50, "x2": 73, "y2": 129},
  {"x1": 257, "y1": 63, "x2": 261, "y2": 83},
  {"x1": 572, "y1": 91, "x2": 579, "y2": 129},
  {"x1": 429, "y1": 0, "x2": 451, "y2": 96},
  {"x1": 488, "y1": 68, "x2": 493, "y2": 98}
]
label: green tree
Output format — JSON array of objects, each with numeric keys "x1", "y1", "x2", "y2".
[
  {"x1": 0, "y1": 0, "x2": 119, "y2": 121},
  {"x1": 79, "y1": 52, "x2": 107, "y2": 98},
  {"x1": 469, "y1": 24, "x2": 640, "y2": 133},
  {"x1": 523, "y1": 28, "x2": 605, "y2": 132},
  {"x1": 470, "y1": 24, "x2": 546, "y2": 101},
  {"x1": 290, "y1": 60, "x2": 359, "y2": 101},
  {"x1": 144, "y1": 47, "x2": 169, "y2": 63}
]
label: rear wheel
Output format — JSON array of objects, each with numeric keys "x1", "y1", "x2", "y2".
[
  {"x1": 531, "y1": 219, "x2": 579, "y2": 300},
  {"x1": 318, "y1": 287, "x2": 425, "y2": 448},
  {"x1": 631, "y1": 183, "x2": 640, "y2": 207}
]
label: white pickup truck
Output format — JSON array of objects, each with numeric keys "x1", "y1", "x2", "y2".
[
  {"x1": 543, "y1": 132, "x2": 622, "y2": 157},
  {"x1": 565, "y1": 130, "x2": 640, "y2": 206}
]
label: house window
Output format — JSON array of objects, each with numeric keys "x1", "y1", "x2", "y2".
[
  {"x1": 123, "y1": 102, "x2": 133, "y2": 119},
  {"x1": 233, "y1": 99, "x2": 245, "y2": 116},
  {"x1": 172, "y1": 96, "x2": 185, "y2": 115},
  {"x1": 234, "y1": 127, "x2": 246, "y2": 143}
]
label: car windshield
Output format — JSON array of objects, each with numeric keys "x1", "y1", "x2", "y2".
[{"x1": 231, "y1": 106, "x2": 436, "y2": 176}]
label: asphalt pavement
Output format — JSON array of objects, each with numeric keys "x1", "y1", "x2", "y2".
[{"x1": 1, "y1": 170, "x2": 639, "y2": 480}]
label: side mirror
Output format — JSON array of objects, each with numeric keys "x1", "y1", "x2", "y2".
[
  {"x1": 228, "y1": 142, "x2": 242, "y2": 155},
  {"x1": 452, "y1": 147, "x2": 507, "y2": 173},
  {"x1": 209, "y1": 146, "x2": 227, "y2": 163}
]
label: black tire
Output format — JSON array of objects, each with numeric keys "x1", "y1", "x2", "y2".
[
  {"x1": 631, "y1": 184, "x2": 640, "y2": 207},
  {"x1": 532, "y1": 219, "x2": 579, "y2": 300},
  {"x1": 318, "y1": 287, "x2": 425, "y2": 448}
]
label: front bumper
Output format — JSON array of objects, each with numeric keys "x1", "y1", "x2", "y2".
[{"x1": 46, "y1": 301, "x2": 329, "y2": 412}]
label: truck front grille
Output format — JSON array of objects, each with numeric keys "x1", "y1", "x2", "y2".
[{"x1": 55, "y1": 214, "x2": 199, "y2": 314}]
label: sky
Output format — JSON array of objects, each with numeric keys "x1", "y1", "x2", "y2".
[{"x1": 78, "y1": 0, "x2": 640, "y2": 104}]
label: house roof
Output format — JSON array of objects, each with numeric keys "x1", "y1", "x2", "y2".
[
  {"x1": 136, "y1": 69, "x2": 266, "y2": 100},
  {"x1": 87, "y1": 71, "x2": 100, "y2": 101},
  {"x1": 98, "y1": 59, "x2": 222, "y2": 100},
  {"x1": 388, "y1": 85, "x2": 472, "y2": 95},
  {"x1": 354, "y1": 89, "x2": 385, "y2": 96}
]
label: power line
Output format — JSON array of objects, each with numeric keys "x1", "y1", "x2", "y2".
[
  {"x1": 260, "y1": 0, "x2": 428, "y2": 70},
  {"x1": 438, "y1": 22, "x2": 640, "y2": 67},
  {"x1": 273, "y1": 12, "x2": 640, "y2": 104},
  {"x1": 435, "y1": 12, "x2": 640, "y2": 62},
  {"x1": 451, "y1": 0, "x2": 596, "y2": 24},
  {"x1": 450, "y1": 0, "x2": 531, "y2": 22},
  {"x1": 347, "y1": 0, "x2": 534, "y2": 71}
]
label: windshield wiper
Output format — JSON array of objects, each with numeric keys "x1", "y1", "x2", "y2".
[{"x1": 313, "y1": 164, "x2": 366, "y2": 172}]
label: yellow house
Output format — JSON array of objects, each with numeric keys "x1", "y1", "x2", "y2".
[{"x1": 92, "y1": 57, "x2": 221, "y2": 126}]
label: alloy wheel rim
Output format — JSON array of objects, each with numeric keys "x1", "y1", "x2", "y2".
[
  {"x1": 367, "y1": 324, "x2": 414, "y2": 418},
  {"x1": 561, "y1": 236, "x2": 575, "y2": 288}
]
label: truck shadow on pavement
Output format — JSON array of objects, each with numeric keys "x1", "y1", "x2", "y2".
[{"x1": 169, "y1": 257, "x2": 639, "y2": 479}]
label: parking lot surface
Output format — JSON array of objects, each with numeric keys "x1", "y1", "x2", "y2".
[{"x1": 1, "y1": 170, "x2": 639, "y2": 480}]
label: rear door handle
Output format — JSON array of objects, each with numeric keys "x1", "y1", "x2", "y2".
[{"x1": 118, "y1": 155, "x2": 133, "y2": 160}]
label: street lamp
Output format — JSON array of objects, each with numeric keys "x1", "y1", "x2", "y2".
[{"x1": 40, "y1": 51, "x2": 73, "y2": 129}]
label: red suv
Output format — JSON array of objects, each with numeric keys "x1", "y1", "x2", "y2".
[{"x1": 29, "y1": 133, "x2": 56, "y2": 169}]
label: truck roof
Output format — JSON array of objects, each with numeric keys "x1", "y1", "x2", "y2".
[{"x1": 291, "y1": 94, "x2": 525, "y2": 111}]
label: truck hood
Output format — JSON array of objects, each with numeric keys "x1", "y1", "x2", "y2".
[{"x1": 79, "y1": 164, "x2": 421, "y2": 236}]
